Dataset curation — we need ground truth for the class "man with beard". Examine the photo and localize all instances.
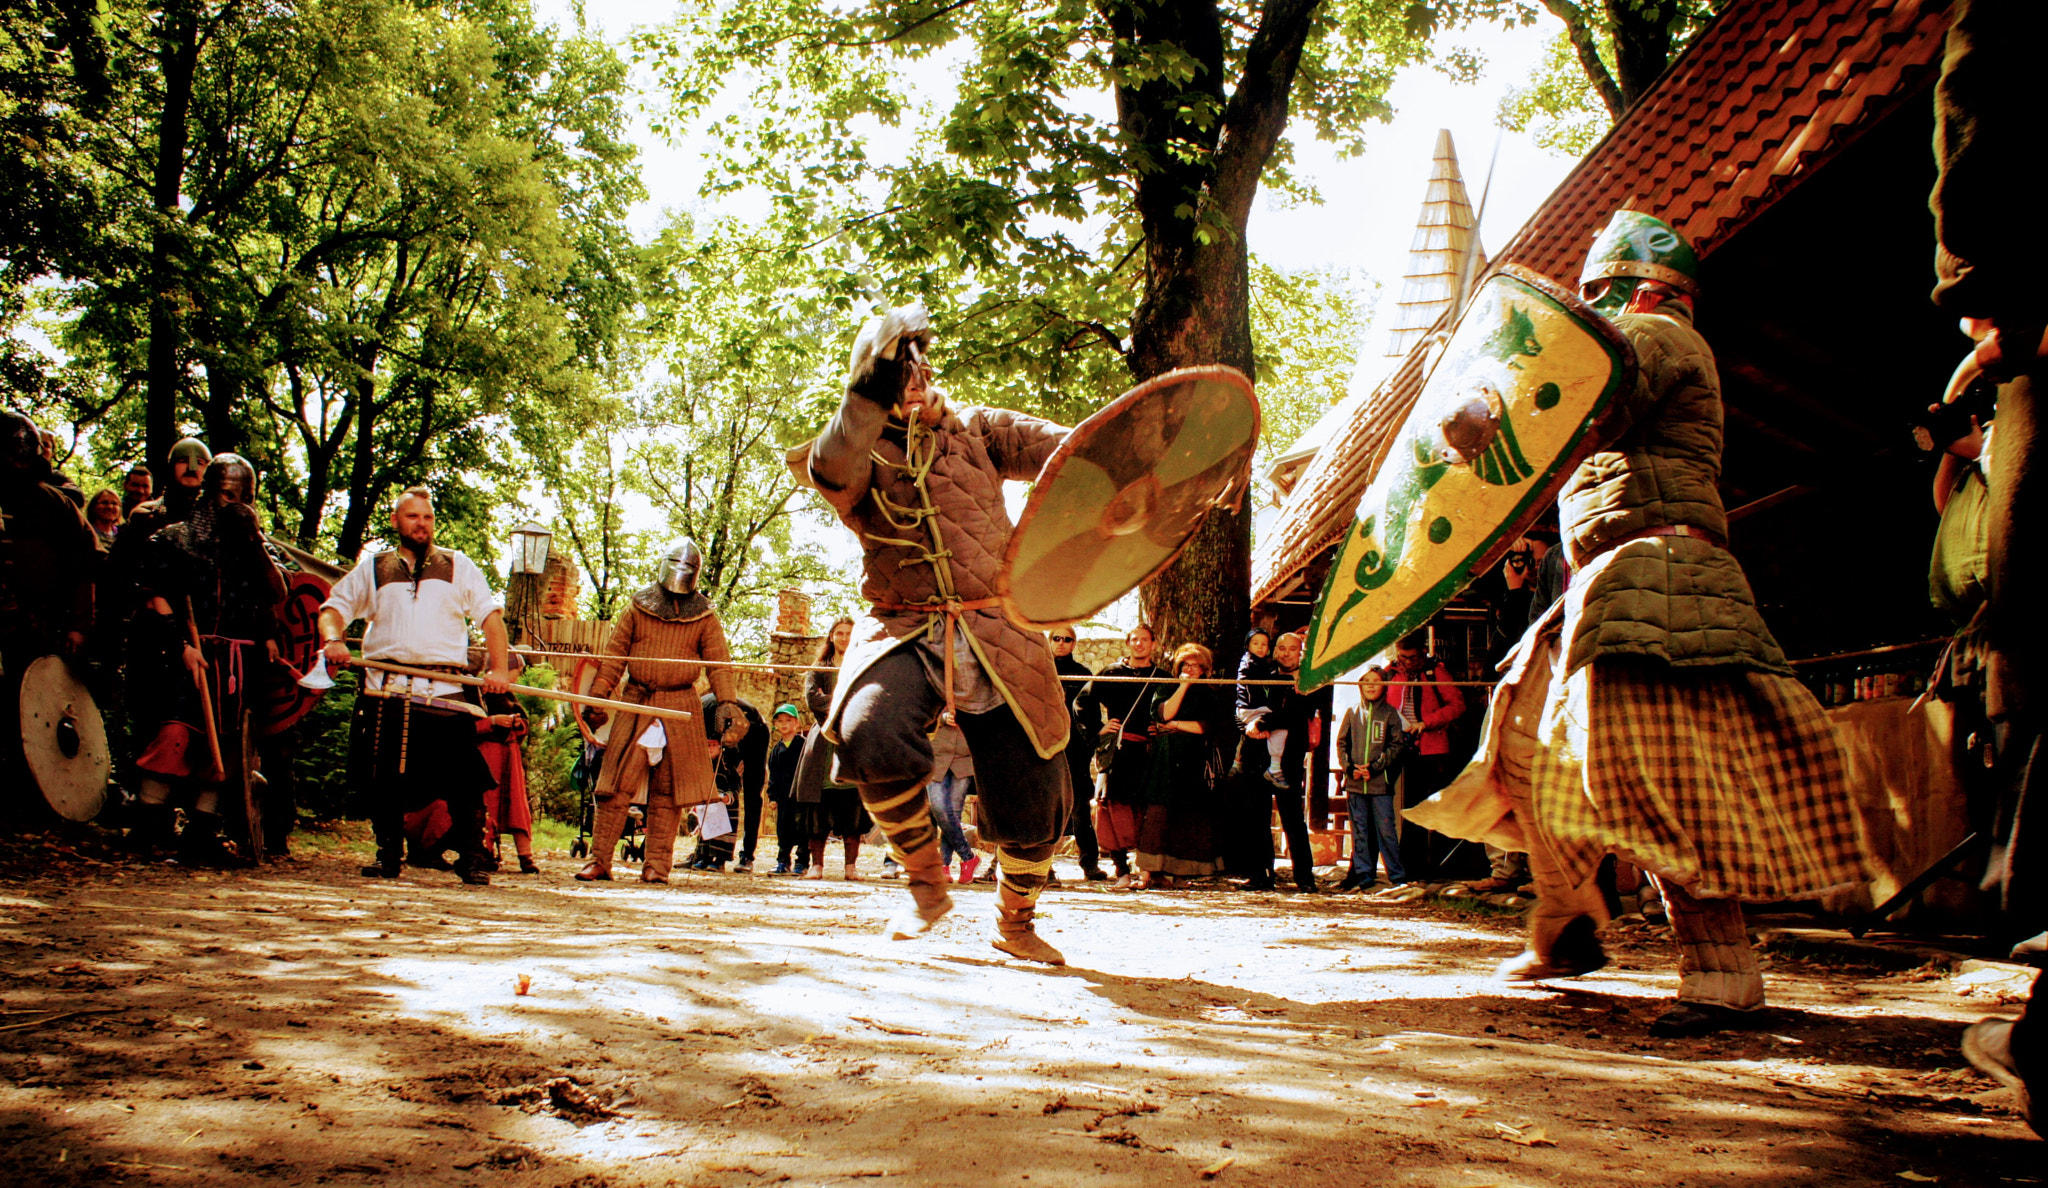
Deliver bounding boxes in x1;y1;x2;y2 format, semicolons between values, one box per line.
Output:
1049;624;1108;882
319;486;509;886
789;302;1074;963
576;539;743;884
128;453;288;860
1;410;97;796
1077;624;1167;886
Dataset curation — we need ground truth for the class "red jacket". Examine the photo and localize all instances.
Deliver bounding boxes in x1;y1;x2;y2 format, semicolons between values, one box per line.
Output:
1389;656;1464;757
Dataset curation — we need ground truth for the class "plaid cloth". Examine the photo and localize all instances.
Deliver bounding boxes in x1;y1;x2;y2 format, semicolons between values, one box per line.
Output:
1525;623;1866;902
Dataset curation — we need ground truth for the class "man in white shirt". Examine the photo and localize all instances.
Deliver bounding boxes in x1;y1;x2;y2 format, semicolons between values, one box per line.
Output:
318;486;510;884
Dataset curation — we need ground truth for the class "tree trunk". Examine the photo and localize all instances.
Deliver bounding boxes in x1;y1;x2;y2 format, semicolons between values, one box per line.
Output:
336;364;379;560
145;0;200;478
1118;0;1319;674
1607;0;1676;109
1131;241;1255;668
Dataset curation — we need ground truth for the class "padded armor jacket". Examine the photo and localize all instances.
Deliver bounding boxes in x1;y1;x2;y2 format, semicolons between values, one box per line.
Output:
1556;303;1790;675
790;393;1070;758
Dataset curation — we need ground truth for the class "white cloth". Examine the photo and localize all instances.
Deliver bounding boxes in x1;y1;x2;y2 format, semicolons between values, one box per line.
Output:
320;546;501;698
637;721;667;767
696;800;733;840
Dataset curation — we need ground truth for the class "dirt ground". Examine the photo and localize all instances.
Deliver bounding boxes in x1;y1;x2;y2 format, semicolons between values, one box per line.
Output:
1;828;2040;1188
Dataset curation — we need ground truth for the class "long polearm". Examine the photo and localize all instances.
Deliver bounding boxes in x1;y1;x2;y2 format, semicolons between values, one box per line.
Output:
350;658;694;722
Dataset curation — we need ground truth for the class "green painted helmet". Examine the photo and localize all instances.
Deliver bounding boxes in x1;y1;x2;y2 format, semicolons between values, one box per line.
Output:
1579;211;1700;314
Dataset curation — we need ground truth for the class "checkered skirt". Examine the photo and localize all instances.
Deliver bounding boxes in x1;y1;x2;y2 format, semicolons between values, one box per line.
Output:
1527;631;1866;901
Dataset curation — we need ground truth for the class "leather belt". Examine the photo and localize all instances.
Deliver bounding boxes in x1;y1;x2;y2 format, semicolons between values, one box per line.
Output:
871;597;1002;725
1578;523;1727;570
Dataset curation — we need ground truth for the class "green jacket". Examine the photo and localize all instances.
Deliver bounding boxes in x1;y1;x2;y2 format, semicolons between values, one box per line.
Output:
1556;303;1791;676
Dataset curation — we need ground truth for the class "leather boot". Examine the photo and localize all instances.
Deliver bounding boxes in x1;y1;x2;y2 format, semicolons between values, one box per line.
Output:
175;812;227;867
128;802;176;857
992;879;1065;966
1498;913;1607;981
887;843;955;940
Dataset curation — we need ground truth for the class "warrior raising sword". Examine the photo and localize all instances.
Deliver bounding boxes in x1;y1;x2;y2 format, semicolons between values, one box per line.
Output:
789;303;1075;964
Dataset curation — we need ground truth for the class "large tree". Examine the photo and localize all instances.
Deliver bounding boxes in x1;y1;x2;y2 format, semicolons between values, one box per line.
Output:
42;0;640;560
640;0;1474;660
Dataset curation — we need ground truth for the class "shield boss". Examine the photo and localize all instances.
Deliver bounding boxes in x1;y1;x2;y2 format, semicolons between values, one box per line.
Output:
999;365;1259;630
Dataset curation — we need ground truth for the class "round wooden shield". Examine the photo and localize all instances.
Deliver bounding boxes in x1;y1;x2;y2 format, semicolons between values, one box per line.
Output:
18;655;111;822
260;541;336;738
999;365;1259;630
1297;266;1637;691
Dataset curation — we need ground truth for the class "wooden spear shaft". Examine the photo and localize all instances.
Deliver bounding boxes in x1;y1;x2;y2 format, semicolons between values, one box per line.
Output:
350;658;694;722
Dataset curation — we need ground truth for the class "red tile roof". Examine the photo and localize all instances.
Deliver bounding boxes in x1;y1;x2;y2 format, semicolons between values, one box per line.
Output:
1250;0;1952;610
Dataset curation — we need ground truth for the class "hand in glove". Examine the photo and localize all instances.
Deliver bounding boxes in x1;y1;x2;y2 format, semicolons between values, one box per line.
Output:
846;304;932;405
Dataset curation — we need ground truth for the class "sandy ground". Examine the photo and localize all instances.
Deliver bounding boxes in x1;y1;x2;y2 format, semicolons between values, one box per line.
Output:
1;830;2041;1188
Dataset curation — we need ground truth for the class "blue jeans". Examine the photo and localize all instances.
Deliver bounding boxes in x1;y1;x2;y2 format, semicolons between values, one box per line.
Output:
931;771;975;865
1348;791;1406;883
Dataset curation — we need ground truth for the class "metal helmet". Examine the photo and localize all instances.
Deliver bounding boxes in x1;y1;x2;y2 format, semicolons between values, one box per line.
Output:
1579;210;1700;315
168;436;212;476
201;452;258;504
656;538;703;596
0;408;40;470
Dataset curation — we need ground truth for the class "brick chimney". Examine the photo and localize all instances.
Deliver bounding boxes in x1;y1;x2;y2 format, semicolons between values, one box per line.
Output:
774;588;813;636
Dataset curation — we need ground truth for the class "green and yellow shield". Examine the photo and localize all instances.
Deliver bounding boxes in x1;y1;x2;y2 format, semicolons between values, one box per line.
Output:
1298;267;1635;691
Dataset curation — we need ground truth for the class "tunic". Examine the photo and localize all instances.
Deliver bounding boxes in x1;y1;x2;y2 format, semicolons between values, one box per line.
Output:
588;591;736;809
791;396;1070;757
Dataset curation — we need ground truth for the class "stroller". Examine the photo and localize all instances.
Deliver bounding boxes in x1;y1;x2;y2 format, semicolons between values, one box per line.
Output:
567;738;644;863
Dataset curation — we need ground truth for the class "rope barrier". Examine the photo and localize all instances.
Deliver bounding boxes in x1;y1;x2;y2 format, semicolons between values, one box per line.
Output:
346;637;1502;688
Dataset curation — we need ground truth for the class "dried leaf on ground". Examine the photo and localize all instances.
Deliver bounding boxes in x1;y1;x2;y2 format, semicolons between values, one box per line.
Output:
1199;1154;1235;1178
1493;1122;1556;1147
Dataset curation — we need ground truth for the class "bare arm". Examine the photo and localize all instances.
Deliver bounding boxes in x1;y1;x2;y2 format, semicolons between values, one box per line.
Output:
479;609;509;695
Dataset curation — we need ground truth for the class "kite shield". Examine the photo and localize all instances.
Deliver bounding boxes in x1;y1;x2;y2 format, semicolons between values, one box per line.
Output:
1298;266;1636;691
998;365;1259;631
18;654;111;822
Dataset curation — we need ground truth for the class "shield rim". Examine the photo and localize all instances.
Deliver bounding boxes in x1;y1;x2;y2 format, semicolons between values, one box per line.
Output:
1297;265;1638;691
18;654;111;822
997;364;1260;632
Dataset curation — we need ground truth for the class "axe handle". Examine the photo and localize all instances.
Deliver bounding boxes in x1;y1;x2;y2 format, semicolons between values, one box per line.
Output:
353;658;694;723
183;598;228;783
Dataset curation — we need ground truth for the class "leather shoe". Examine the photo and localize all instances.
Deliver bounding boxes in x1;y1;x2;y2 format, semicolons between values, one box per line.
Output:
360;862;400;879
574;863;612;882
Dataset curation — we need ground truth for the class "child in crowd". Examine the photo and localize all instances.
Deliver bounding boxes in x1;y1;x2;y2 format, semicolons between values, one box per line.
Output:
765;704;810;875
1335;666;1410;892
1236;629;1289;787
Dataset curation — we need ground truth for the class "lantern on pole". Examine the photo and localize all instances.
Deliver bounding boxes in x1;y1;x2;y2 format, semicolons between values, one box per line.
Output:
509;522;553;576
506;521;554;645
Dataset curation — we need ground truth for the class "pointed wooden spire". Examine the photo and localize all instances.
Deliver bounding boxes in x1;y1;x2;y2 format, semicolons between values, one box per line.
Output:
1384;129;1484;361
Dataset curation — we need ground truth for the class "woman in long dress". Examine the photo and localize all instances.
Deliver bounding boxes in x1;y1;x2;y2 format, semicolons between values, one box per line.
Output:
1134;643;1228;889
792;618;871;879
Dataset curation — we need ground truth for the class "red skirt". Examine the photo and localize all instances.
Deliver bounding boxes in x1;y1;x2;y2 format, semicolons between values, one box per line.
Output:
1094;800;1141;851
